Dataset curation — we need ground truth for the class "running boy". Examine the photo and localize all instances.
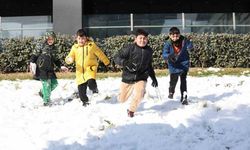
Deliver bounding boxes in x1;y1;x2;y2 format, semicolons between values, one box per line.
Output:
65;29;110;106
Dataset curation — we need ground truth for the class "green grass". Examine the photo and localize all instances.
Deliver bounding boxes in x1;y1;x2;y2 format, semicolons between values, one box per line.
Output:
0;68;249;81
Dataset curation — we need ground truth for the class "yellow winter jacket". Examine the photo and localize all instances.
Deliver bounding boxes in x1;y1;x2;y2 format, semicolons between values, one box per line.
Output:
65;41;110;85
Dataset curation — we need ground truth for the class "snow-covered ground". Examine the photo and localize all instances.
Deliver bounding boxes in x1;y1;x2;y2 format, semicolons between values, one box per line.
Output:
0;75;250;150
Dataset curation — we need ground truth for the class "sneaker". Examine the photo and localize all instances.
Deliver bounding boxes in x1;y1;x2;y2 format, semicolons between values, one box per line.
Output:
180;92;188;105
43;102;51;106
127;109;134;118
93;89;99;94
39;91;43;98
168;93;174;99
82;101;90;107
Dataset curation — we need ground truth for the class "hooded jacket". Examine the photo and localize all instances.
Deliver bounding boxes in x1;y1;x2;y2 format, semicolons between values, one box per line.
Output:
30;42;61;80
66;41;110;85
162;35;193;74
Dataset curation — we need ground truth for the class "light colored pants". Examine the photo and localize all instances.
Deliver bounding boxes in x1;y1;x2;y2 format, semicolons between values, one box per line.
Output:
118;80;146;112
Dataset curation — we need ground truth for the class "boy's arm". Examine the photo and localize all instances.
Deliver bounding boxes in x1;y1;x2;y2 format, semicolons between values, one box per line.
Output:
93;43;110;66
114;45;130;66
30;43;43;63
148;57;158;87
65;46;75;64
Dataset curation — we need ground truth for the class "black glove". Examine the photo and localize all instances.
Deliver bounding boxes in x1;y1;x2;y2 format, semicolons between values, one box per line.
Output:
151;78;158;87
168;54;177;63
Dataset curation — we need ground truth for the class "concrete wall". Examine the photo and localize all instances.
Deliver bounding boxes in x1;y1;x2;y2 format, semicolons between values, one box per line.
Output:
53;0;82;35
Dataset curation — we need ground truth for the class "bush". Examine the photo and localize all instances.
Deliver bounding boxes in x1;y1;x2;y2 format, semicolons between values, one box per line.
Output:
0;33;249;73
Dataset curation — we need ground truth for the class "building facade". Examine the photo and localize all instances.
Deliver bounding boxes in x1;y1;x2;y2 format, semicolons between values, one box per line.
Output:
0;0;250;38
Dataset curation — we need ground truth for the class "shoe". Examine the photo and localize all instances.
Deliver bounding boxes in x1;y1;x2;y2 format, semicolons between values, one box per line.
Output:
168;93;174;99
180;92;188;105
39;91;43;98
43;102;51;106
127;109;134;118
93;89;99;94
82;101;90;107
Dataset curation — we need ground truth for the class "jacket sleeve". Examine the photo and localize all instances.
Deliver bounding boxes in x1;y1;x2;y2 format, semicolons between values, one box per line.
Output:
186;39;194;52
148;57;157;81
93;43;110;66
65;45;76;64
30;43;43;63
162;42;171;61
114;44;131;66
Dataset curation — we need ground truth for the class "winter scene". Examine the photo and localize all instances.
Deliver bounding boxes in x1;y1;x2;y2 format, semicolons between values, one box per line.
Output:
0;68;250;150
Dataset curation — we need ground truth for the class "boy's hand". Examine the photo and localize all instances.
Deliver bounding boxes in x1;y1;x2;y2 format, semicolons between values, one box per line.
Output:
65;57;73;64
29;62;36;75
61;66;69;72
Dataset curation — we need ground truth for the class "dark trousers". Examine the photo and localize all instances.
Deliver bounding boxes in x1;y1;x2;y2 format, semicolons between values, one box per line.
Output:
169;71;187;96
78;79;98;103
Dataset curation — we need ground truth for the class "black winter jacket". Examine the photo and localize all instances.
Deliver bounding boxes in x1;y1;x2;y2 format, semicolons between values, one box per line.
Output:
114;43;157;83
30;42;61;80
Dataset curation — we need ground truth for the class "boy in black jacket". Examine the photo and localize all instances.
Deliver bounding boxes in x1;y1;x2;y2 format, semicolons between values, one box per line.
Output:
30;31;66;106
114;29;158;117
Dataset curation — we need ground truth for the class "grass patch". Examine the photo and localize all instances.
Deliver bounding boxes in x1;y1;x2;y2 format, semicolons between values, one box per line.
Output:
0;68;249;81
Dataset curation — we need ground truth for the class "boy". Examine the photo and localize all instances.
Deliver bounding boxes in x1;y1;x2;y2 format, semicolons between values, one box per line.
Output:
162;27;193;105
30;31;65;106
114;29;158;117
65;29;110;106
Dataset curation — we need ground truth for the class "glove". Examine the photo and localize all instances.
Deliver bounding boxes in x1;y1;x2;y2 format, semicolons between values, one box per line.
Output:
30;62;36;75
168;54;177;63
151;78;158;87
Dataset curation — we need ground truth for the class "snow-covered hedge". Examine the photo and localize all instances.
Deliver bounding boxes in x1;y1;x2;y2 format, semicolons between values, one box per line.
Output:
0;33;249;73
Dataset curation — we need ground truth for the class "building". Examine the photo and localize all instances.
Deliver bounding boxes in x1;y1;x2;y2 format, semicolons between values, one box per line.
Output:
0;0;249;38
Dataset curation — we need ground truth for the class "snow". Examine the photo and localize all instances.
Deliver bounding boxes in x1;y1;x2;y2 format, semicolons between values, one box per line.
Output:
0;75;250;150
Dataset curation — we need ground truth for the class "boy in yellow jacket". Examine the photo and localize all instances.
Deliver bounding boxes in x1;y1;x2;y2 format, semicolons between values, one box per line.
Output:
65;29;110;106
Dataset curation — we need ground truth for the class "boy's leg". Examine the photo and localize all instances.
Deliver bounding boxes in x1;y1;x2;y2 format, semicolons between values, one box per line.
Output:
118;82;134;103
169;73;179;97
87;79;98;93
180;71;187;94
41;79;52;104
129;80;146;112
50;79;58;91
78;82;89;104
180;71;188;105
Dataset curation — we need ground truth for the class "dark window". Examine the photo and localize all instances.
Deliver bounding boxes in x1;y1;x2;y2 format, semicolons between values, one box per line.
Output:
0;0;52;16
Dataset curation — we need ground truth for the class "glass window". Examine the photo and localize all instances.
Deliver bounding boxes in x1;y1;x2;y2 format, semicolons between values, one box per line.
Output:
186;26;234;33
235;13;250;25
83;14;130;27
134;13;182;26
1;16;52;38
87;28;131;39
185;13;233;25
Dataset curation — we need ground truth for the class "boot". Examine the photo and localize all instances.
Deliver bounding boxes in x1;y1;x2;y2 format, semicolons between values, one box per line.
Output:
180;92;188;105
168;93;174;99
127;109;134;118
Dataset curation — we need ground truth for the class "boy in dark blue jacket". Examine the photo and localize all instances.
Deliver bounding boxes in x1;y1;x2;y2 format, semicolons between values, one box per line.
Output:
162;27;193;105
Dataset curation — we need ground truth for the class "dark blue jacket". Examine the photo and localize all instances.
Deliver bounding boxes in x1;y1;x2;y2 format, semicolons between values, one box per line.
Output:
162;35;193;74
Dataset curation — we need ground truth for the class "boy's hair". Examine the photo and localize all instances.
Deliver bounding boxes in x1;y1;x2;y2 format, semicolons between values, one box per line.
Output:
169;27;180;35
135;29;149;37
76;29;87;37
44;31;56;40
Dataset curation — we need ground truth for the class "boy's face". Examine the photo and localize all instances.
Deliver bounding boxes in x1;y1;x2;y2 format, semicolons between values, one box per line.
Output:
76;36;87;46
135;34;148;47
47;36;55;45
169;33;180;42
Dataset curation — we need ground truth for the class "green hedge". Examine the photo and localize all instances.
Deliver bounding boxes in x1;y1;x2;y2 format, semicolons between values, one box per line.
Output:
0;33;249;73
